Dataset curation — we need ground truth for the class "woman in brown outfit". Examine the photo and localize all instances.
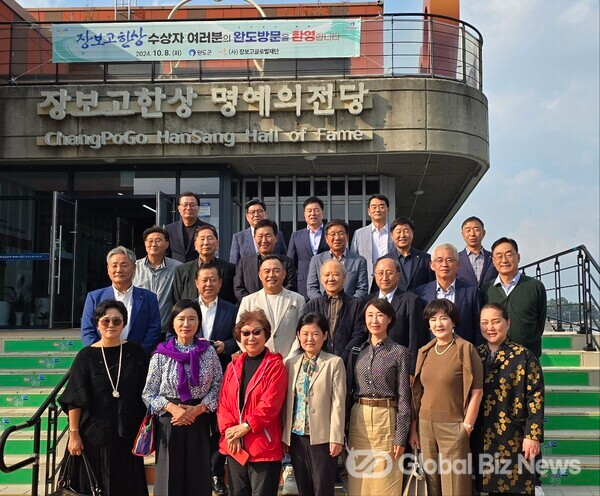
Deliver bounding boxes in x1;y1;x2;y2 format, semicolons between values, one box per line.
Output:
410;299;483;496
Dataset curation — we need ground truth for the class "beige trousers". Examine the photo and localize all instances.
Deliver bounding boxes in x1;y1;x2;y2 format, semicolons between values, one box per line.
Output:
419;418;472;496
347;403;403;496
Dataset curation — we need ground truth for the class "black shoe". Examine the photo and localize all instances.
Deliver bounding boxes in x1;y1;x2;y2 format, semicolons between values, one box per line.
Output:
212;476;229;495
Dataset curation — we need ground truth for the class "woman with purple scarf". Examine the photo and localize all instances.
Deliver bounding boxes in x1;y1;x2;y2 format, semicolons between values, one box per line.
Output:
142;299;223;496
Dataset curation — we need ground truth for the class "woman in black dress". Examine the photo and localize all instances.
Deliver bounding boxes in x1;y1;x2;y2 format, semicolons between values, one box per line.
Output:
59;299;149;496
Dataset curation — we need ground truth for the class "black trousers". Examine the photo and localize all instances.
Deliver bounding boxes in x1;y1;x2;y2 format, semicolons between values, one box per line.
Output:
227;456;281;496
209;411;227;478
289;434;337;496
155;411;211;496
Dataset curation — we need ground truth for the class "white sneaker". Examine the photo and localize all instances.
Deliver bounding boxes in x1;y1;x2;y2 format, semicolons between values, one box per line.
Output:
281;465;299;495
535;486;545;496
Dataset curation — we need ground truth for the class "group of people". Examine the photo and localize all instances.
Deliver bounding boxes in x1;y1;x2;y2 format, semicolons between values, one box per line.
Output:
59;192;547;496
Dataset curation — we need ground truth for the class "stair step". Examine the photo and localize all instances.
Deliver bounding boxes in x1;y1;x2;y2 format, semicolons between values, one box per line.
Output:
543;430;600;456
542;332;591;350
0;389;57;408
2;339;83;354
545;386;600;408
544;408;600;430
0;356;75;370
0;372;68;388
543;367;600;386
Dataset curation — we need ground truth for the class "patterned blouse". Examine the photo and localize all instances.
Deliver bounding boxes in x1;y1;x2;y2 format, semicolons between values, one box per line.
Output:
348;338;412;446
142;340;223;415
291;354;318;435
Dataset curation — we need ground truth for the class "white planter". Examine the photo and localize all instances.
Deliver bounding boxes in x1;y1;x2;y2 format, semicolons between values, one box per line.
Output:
0;301;10;325
15;312;24;326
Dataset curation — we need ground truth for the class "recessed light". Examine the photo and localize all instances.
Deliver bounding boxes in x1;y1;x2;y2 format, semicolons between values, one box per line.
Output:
413;190;424;196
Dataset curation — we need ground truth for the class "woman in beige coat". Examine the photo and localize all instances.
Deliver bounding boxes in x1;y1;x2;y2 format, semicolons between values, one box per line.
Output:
282;312;346;496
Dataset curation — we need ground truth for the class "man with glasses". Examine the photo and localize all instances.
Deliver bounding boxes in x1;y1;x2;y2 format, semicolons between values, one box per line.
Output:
171;225;236;304
457;216;498;288
414;243;481;345
81;246;161;355
482;237;547;358
234;219;297;302
165;192;213;263
306;219;368;299
229;198;287;266
133;226;181;334
350;194;395;292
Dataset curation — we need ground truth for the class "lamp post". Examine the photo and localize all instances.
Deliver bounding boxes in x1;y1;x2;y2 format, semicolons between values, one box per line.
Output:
166;0;266;75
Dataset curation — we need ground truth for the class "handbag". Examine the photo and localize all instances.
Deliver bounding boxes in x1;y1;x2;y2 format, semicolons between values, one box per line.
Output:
132;408;155;456
403;447;428;496
51;451;101;496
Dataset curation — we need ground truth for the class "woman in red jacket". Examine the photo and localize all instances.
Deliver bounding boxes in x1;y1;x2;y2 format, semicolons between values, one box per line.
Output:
217;308;288;496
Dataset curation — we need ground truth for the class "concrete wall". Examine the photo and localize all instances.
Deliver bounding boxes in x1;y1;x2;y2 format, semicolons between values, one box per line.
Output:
0;77;488;167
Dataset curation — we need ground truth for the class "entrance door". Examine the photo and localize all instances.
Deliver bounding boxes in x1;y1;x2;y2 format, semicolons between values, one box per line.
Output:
49;192;77;328
156;191;175;227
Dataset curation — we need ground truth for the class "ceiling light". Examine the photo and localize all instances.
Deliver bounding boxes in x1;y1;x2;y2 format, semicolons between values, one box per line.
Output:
413;190;424;196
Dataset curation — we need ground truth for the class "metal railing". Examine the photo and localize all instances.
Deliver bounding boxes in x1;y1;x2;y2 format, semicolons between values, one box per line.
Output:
0;371;70;496
520;245;600;351
0;12;483;88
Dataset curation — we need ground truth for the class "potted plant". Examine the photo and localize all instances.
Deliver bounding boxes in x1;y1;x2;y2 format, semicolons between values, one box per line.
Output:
5;275;32;326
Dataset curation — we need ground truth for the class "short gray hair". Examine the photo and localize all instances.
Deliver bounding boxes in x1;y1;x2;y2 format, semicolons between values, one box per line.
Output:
321;259;346;275
432;243;458;260
106;246;136;265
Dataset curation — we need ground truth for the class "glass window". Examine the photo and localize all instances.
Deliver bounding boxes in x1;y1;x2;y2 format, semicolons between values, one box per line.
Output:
315;180;328;197
297;180;311;196
279;204;293;242
180;173;219;195
366;179;380;195
331;179;345;196
74;171;134;195
245;180;258;200
262;180;276;198
0;172;68;195
331;203;345;220
348;179;363;200
279;180;293;197
349;203;364;234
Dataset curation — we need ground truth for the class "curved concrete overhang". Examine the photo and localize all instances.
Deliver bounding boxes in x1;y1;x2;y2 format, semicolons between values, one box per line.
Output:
0;76;488;248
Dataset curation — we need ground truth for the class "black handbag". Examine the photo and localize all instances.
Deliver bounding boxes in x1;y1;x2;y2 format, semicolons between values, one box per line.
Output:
51;451;102;496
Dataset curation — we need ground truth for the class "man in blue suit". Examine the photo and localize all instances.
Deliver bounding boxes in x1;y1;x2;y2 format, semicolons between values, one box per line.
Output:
194;262;238;495
456;216;498;288
384;216;435;292
414;243;482;345
229;198;287;265
287;196;328;298
306;219;369;299
81;246;162;355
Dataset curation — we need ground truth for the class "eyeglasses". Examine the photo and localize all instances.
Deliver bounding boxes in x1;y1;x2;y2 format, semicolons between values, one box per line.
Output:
493;252;516;261
432;258;457;265
145;238;165;245
98;317;123;327
327;231;347;238
241;328;264;337
375;270;397;277
179;202;198;208
247;208;265;217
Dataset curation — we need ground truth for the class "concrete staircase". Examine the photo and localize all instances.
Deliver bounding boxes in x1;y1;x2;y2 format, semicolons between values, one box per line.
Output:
0;330;598;495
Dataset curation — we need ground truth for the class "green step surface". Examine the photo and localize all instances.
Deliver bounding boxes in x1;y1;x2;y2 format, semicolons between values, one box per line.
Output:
544;370;591;386
0;467;33;484
542;439;600;456
541;353;582;367
0;373;66;388
544;414;600;430
545;390;600;408
0;356;74;370
1;438;49;455
541;468;600;487
3;339;82;353
0;393;54;408
542;335;573;349
0;416;68;432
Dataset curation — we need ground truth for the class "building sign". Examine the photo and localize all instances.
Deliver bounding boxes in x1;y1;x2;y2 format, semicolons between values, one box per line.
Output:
37;83;371;120
52;19;361;63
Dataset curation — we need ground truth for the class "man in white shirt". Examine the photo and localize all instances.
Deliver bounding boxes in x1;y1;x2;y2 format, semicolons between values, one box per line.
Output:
350;194;394;291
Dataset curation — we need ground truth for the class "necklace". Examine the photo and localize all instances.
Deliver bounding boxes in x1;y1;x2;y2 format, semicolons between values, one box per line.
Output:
100;341;123;398
434;336;455;356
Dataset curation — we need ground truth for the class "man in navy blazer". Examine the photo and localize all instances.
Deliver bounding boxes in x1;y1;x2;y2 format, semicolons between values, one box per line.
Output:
81;246;161;355
306;219;368;299
193;262;238;495
234;219;297;302
414;243;482;345
229;198;287;265
456;216;498;288
164;192;212;263
384;216;435;292
287;196;328;298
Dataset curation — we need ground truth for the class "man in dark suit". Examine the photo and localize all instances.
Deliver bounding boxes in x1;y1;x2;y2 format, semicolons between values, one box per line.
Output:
384;216;435;292
306;259;366;363
363;257;425;374
414;243;481;345
287;196;328;299
456;216;498;288
81;246;161;355
194;262;238;496
306;219;369;299
164;192;212;263
234;219;297;302
171;225;236;304
229;198;287;265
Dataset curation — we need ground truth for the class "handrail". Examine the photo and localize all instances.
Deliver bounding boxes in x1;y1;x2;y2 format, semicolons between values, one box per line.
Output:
519;244;599;352
0;371;70;496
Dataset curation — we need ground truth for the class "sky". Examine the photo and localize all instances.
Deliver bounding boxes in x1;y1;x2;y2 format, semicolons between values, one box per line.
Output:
16;0;600;265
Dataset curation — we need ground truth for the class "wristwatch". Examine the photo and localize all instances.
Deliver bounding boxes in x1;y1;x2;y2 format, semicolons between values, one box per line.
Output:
463;422;474;433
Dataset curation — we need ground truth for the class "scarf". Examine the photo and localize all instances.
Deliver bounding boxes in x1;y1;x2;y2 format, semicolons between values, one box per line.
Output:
154;337;211;403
